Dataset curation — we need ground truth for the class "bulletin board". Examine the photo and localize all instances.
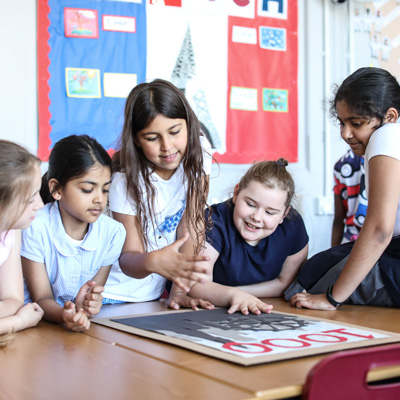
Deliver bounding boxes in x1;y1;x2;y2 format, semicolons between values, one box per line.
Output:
93;308;400;366
37;0;298;164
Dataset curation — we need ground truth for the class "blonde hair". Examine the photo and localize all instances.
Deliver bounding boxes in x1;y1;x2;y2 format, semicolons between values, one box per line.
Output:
0;140;41;232
237;158;295;209
0;332;16;348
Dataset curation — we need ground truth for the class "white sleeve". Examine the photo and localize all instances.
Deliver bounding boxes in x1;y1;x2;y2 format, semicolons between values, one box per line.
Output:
200;135;212;175
108;172;137;215
367;123;400;163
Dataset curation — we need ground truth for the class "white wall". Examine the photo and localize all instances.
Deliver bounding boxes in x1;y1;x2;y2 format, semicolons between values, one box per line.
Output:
0;0;38;154
0;0;356;256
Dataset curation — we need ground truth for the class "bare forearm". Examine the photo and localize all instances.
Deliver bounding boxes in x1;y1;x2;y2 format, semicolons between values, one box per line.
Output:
0;315;25;334
119;251;156;279
0;298;23;319
331;219;345;247
189;282;235;307
37;298;66;324
238;279;287;298
332;230;391;302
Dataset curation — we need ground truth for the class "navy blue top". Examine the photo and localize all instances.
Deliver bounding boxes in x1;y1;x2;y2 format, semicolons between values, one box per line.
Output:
206;200;309;286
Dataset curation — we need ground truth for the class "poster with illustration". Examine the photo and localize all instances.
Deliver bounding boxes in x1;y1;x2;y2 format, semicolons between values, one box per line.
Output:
37;0;298;163
93;308;400;366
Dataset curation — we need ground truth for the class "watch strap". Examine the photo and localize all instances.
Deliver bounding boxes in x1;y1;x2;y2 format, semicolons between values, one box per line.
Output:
326;285;344;308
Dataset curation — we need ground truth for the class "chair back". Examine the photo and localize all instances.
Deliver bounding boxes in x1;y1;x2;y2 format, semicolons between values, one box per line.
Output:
302;344;400;400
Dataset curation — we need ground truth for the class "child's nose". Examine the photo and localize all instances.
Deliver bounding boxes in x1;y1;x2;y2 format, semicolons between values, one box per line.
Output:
161;137;172;151
35;196;44;210
94;191;105;204
341;125;353;141
251;209;262;221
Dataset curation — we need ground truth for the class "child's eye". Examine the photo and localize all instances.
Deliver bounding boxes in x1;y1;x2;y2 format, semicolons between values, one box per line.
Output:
103;189;109;194
81;189;92;194
146;136;158;142
246;201;255;208
170;130;180;135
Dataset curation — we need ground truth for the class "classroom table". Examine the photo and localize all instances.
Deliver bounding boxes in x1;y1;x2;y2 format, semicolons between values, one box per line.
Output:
1;298;400;400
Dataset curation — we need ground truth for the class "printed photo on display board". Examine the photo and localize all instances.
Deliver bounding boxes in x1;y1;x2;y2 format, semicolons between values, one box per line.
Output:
37;0;298;163
93;308;400;366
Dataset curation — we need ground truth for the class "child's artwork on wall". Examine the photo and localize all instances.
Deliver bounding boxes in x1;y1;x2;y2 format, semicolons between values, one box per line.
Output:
65;68;101;98
64;8;99;38
353;0;400;80
93;308;400;366
37;0;298;164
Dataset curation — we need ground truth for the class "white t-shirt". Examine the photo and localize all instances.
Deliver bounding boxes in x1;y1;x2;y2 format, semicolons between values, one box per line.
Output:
103;136;212;302
364;123;400;235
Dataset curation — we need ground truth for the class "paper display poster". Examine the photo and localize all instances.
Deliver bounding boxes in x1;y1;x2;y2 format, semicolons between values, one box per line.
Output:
38;0;298;163
94;308;400;366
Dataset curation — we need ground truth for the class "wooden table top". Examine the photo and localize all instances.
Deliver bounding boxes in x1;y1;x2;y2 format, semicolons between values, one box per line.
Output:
1;298;399;400
88;298;400;400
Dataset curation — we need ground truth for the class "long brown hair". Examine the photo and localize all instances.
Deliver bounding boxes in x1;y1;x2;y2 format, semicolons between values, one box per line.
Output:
113;79;209;253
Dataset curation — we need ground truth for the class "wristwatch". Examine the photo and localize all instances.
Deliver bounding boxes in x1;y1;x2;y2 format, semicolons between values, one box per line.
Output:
326;285;344;308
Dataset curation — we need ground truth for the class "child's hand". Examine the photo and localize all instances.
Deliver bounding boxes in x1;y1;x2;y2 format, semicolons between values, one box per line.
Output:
15;302;44;330
227;290;273;315
151;234;211;292
62;301;90;332
74;280;104;317
290;292;337;310
168;292;215;311
83;284;104;317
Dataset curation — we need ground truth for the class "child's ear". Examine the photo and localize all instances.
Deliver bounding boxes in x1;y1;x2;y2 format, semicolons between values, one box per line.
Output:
48;178;62;201
232;184;240;204
280;206;291;224
385;107;399;123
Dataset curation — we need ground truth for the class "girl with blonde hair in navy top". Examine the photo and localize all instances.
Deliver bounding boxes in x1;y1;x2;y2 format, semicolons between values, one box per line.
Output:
186;159;309;314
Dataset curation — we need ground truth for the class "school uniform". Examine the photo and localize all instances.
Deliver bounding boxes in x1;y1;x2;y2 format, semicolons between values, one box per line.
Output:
21;202;126;306
206;200;309;286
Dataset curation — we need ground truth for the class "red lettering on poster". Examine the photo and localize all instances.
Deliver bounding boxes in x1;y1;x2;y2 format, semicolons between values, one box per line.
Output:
222;328;376;354
223;342;272;353
322;328;375;339
298;334;347;343
261;338;311;348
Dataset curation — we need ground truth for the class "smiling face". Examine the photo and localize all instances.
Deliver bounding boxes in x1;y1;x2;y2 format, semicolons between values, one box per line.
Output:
135;114;188;180
51;163;111;239
232;180;289;246
336;100;381;156
13;164;44;230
